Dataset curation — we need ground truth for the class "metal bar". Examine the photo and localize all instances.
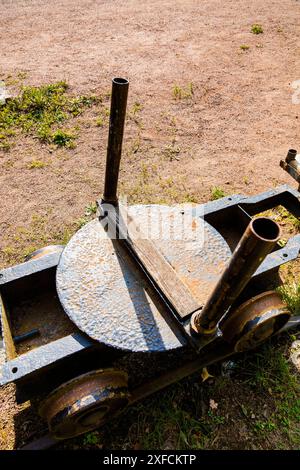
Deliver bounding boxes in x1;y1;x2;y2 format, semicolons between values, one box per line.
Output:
0;251;62;286
102;77;129;205
278;315;300;334
191;217;281;335
238;184;300;218
130;340;233;405
19;433;57;450
0;294;16;360
0;333;94;386
13;328;40;344
255;234;300;276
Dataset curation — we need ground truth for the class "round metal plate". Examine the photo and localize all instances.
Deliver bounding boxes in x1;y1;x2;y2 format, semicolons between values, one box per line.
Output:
56;205;231;352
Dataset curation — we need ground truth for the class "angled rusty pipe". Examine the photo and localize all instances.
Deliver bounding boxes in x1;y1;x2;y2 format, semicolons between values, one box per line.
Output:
102;77;129;205
190;217;281;336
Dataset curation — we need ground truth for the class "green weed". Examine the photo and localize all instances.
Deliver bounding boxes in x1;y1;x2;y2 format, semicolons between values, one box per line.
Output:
251;24;264;34
172;83;194;100
211;186;226;200
28;160;47;169
52;129;76;147
277;282;300;316
0;81;99;150
85;203;97;216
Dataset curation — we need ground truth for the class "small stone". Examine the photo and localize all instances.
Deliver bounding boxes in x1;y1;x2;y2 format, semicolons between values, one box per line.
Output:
209;399;218;410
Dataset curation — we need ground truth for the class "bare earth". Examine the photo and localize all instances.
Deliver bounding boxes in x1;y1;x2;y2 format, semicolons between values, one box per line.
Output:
0;0;299;450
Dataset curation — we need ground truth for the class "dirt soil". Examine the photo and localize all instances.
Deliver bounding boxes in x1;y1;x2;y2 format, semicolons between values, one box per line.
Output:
0;0;300;450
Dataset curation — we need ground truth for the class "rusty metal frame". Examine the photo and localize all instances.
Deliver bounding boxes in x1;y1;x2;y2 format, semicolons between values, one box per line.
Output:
1;184;300;404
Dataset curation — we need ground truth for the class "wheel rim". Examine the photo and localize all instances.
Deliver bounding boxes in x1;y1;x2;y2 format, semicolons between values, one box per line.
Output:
39;368;129;439
221;291;290;352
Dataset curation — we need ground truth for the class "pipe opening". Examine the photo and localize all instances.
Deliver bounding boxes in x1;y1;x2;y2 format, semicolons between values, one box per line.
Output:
288;149;297;156
112;77;129;85
251;217;280;241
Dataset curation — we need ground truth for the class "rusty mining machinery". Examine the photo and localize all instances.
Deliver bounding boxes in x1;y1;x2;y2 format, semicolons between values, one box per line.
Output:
0;78;300;448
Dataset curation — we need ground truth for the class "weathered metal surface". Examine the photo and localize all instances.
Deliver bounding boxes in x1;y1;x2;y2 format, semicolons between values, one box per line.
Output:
100;202;202;320
102;78;129;205
279;315;300;334
56;205;232;352
39;368;129;439
191;217;281;335
0;251;62;286
24;245;64;262
255;234;300;275
0;333;94;386
221;291;290;352
1;185;300;405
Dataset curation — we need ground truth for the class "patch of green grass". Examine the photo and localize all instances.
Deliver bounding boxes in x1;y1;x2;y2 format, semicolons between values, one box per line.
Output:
85;202;97;216
210;186;226;200
236;341;300;445
278;207;300;230
251;24;264;35
278;238;287;248
83;431;101;446
240;45;250;51
126;384;207;450
76;217;88;229
17;71;28;80
0;81;100;150
96;116;104;127
238;342;298;395
0;138;12;151
254;420;276;433
172;83;194;100
52;129;76;147
131;101;143;115
182;193;198;203
0;204;100;267
27;159;47;169
257;205;300;233
277;282;300;316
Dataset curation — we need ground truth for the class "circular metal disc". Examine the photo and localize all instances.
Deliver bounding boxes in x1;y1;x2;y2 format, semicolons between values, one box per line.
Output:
56;205;231;352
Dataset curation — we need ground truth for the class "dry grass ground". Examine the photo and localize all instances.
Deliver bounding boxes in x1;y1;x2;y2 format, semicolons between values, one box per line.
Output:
0;0;299;450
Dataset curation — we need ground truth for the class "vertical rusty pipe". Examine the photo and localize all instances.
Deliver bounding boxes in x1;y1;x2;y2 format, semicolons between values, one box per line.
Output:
102;77;129;205
191;217;281;335
286;148;297;163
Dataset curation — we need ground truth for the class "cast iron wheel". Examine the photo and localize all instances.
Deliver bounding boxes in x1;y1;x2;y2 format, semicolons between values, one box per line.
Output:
25;245;64;262
221;291;290;352
39;368;130;440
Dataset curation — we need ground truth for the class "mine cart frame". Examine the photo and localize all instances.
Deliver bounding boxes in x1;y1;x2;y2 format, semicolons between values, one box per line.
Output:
1;184;300;403
1;77;300;448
